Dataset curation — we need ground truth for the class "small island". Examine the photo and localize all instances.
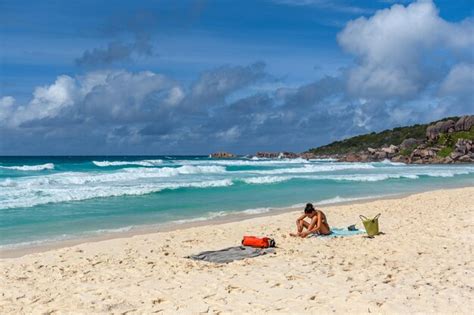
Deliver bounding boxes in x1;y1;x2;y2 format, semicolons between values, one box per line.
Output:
210;152;236;158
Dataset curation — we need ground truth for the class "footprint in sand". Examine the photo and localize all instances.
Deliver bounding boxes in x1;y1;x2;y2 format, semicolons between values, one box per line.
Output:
225;285;240;293
152;297;167;305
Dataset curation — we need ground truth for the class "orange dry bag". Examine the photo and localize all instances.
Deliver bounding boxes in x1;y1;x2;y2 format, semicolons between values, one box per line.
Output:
242;236;276;248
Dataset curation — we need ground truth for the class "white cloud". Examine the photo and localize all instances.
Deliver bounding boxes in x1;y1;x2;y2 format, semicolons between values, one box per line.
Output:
78;70;172;121
0;96;15;122
165;86;185;106
2;70;180;127
216;126;241;141
0;63;268;153
439;63;474;96
11;75;77;126
189;62;266;108
0;96;15;107
338;0;474;98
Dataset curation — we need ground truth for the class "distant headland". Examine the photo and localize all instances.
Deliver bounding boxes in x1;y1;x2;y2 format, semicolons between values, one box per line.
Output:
211;115;474;164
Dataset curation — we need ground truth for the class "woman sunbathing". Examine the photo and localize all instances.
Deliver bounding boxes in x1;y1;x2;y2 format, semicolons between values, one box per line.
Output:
290;203;331;237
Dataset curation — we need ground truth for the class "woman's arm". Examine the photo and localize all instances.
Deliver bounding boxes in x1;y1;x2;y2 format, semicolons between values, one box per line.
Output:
301;212;322;237
296;213;307;223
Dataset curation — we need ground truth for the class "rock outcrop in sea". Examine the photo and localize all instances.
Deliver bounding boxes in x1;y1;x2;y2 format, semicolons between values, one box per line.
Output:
210;152;236;158
253;152;302;159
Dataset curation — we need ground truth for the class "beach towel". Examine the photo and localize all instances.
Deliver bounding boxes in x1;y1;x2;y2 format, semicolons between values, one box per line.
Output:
309;227;364;238
188;246;275;263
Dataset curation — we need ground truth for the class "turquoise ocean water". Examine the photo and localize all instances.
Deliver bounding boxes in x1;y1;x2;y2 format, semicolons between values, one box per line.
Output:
1;156;473;249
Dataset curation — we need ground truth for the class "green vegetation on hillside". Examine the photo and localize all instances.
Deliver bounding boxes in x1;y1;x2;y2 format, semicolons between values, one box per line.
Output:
437;147;453;158
437;127;474;146
436;127;474;158
308;117;460;155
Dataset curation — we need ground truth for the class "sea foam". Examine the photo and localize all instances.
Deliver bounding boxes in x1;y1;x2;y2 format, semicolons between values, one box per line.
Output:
174;158;311;166
2;165;227;187
0;163;55;171
239;169;472;185
93;160;163;167
1;158;473;211
238;163;376;175
0;179;233;210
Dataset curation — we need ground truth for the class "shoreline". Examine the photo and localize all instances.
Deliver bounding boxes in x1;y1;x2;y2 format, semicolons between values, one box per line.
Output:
1;184;470;259
1;186;473;313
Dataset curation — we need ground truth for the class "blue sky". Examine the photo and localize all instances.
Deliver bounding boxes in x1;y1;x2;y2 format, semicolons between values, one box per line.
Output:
0;0;473;155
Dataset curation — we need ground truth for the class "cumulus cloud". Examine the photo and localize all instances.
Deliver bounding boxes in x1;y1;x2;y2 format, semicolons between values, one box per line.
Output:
440;63;474;96
0;96;15;107
0;96;15;121
3;71;179;129
0;63;273;154
12;76;78;127
438;62;474;114
189;62;266;106
165;86;185;106
338;0;474;98
216;126;241;141
2;1;473;155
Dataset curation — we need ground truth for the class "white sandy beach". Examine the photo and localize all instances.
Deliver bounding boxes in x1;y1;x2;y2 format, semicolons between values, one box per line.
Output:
1;187;473;314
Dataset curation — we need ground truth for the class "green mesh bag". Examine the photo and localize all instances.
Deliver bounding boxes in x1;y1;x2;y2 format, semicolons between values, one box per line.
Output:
359;213;381;237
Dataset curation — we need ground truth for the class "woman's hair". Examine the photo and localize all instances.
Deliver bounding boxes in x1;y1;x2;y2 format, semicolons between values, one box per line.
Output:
304;203;315;214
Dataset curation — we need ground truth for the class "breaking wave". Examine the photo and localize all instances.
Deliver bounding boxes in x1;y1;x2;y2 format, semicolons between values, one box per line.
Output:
238;163;376;175
378;159;406;166
1;157;473;211
93;160;163;167
0;163;55;171
2;165;226;187
175;157;311;166
0;179;233;210
241;169;473;185
242;176;292;184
